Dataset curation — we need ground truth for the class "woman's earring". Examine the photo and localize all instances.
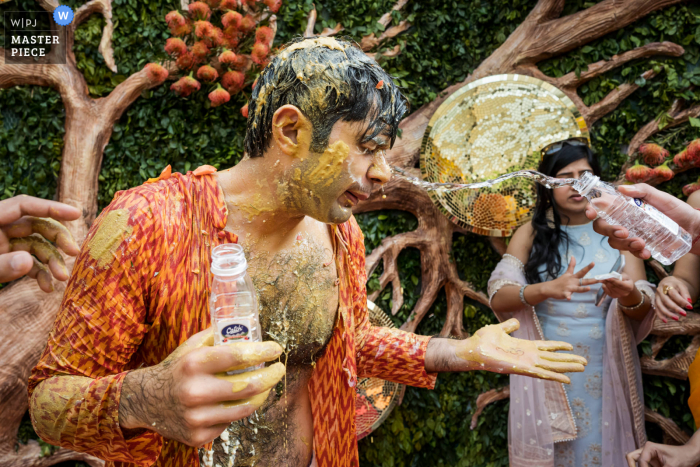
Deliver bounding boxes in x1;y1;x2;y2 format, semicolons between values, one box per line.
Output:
546;207;555;228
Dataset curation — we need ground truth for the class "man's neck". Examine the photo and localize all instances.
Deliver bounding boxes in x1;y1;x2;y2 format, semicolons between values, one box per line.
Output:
216;155;306;241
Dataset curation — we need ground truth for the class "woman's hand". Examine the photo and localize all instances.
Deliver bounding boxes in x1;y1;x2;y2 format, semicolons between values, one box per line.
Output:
541;257;599;301
655;276;693;323
600;273;635;299
627;441;700;467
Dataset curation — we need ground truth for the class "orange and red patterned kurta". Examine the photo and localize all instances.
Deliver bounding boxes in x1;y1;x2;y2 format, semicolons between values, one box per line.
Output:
29;170;436;467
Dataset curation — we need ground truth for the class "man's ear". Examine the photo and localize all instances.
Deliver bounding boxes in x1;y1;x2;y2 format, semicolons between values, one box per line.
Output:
271;105;312;158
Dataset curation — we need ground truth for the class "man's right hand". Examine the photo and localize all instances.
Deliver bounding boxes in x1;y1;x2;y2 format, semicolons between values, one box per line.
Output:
119;327;285;447
586;183;700;258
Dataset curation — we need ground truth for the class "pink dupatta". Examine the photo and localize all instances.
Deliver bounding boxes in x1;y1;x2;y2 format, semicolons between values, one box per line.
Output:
487;254;655;467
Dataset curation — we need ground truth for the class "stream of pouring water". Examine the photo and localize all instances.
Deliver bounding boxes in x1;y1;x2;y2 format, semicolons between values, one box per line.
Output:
391;167;577;192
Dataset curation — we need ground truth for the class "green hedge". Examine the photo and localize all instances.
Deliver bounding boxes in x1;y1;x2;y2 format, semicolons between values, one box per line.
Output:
1;1;700;465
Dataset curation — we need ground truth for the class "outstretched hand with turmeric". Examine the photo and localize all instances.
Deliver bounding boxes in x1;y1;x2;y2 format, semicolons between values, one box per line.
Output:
426;319;587;384
0;195;81;292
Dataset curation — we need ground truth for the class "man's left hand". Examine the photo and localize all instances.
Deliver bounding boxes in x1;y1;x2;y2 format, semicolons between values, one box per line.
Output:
436;318;587;384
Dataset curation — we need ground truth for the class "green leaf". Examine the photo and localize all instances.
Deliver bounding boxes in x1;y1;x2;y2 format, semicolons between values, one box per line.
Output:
690;117;700;128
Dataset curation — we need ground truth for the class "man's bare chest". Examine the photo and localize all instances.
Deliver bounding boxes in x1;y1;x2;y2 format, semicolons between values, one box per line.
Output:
246;234;338;366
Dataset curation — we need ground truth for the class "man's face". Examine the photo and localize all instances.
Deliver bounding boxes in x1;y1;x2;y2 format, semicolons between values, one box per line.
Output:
282;119;392;224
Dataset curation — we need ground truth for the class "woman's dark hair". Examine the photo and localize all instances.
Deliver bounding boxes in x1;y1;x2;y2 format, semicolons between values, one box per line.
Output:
524;142;602;284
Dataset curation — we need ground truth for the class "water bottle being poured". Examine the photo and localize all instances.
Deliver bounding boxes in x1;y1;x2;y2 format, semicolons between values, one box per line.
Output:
392;167;691;265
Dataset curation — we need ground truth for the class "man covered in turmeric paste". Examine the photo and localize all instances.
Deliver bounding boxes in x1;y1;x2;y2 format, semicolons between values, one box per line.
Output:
29;37;587;467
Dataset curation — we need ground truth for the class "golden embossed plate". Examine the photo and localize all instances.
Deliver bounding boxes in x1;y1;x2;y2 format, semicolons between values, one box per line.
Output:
420;74;589;237
355;300;403;440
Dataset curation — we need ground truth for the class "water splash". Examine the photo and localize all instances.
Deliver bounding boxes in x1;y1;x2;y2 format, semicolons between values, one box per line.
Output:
391;167;576;192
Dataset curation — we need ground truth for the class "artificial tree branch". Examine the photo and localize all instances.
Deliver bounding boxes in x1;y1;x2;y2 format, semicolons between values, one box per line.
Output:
519;0;688;65
37;0;59;12
72;0;117;73
648;259;669;280
304;6;317;37
586;69;657;125
526;0;565;24
102;69;163;123
359;21;410;52
377;0;408;28
649;312;700;337
640;334;700;380
470;386;510;430
0;56;62;89
319;23;344;37
649;335;671;359
645;407;691;445
555;42;684;89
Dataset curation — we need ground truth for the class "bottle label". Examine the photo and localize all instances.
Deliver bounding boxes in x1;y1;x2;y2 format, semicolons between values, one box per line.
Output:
630;198;679;235
217;318;252;343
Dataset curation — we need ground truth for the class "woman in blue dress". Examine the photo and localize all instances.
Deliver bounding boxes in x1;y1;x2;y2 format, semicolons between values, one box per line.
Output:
488;140;656;467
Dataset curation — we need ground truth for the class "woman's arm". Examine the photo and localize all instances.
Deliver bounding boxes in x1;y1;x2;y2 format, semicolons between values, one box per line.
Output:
654;190;700;322
490;222;597;313
611;251;652;321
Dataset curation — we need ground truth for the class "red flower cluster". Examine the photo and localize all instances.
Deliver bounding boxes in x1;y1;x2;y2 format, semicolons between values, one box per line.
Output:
188;2;211;20
222;70;245;92
255;26;274;45
652;161;674;182
241;102;249;118
144;63;169;83
165;38;187;57
209;85;231;107
171;76;201;97
683;180;700;197
638;143;669;167
625;163;653;183
251;42;270;65
673;139;700;170
164;0;281;106
222;11;242;29
264;0;282;13
197;65;219;82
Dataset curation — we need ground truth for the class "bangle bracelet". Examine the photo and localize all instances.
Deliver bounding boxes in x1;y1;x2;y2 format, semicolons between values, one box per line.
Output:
618;290;645;311
519;285;533;307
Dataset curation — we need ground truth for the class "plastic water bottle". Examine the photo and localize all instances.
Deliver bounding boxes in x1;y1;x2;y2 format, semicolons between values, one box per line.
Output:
210;243;262;373
574;172;692;265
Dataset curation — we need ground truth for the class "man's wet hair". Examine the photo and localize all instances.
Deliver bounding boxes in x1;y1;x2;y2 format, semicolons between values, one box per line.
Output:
244;37;408;158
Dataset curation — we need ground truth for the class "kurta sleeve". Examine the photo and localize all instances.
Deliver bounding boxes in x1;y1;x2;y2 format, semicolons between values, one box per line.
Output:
346;218;437;389
28;184;165;466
